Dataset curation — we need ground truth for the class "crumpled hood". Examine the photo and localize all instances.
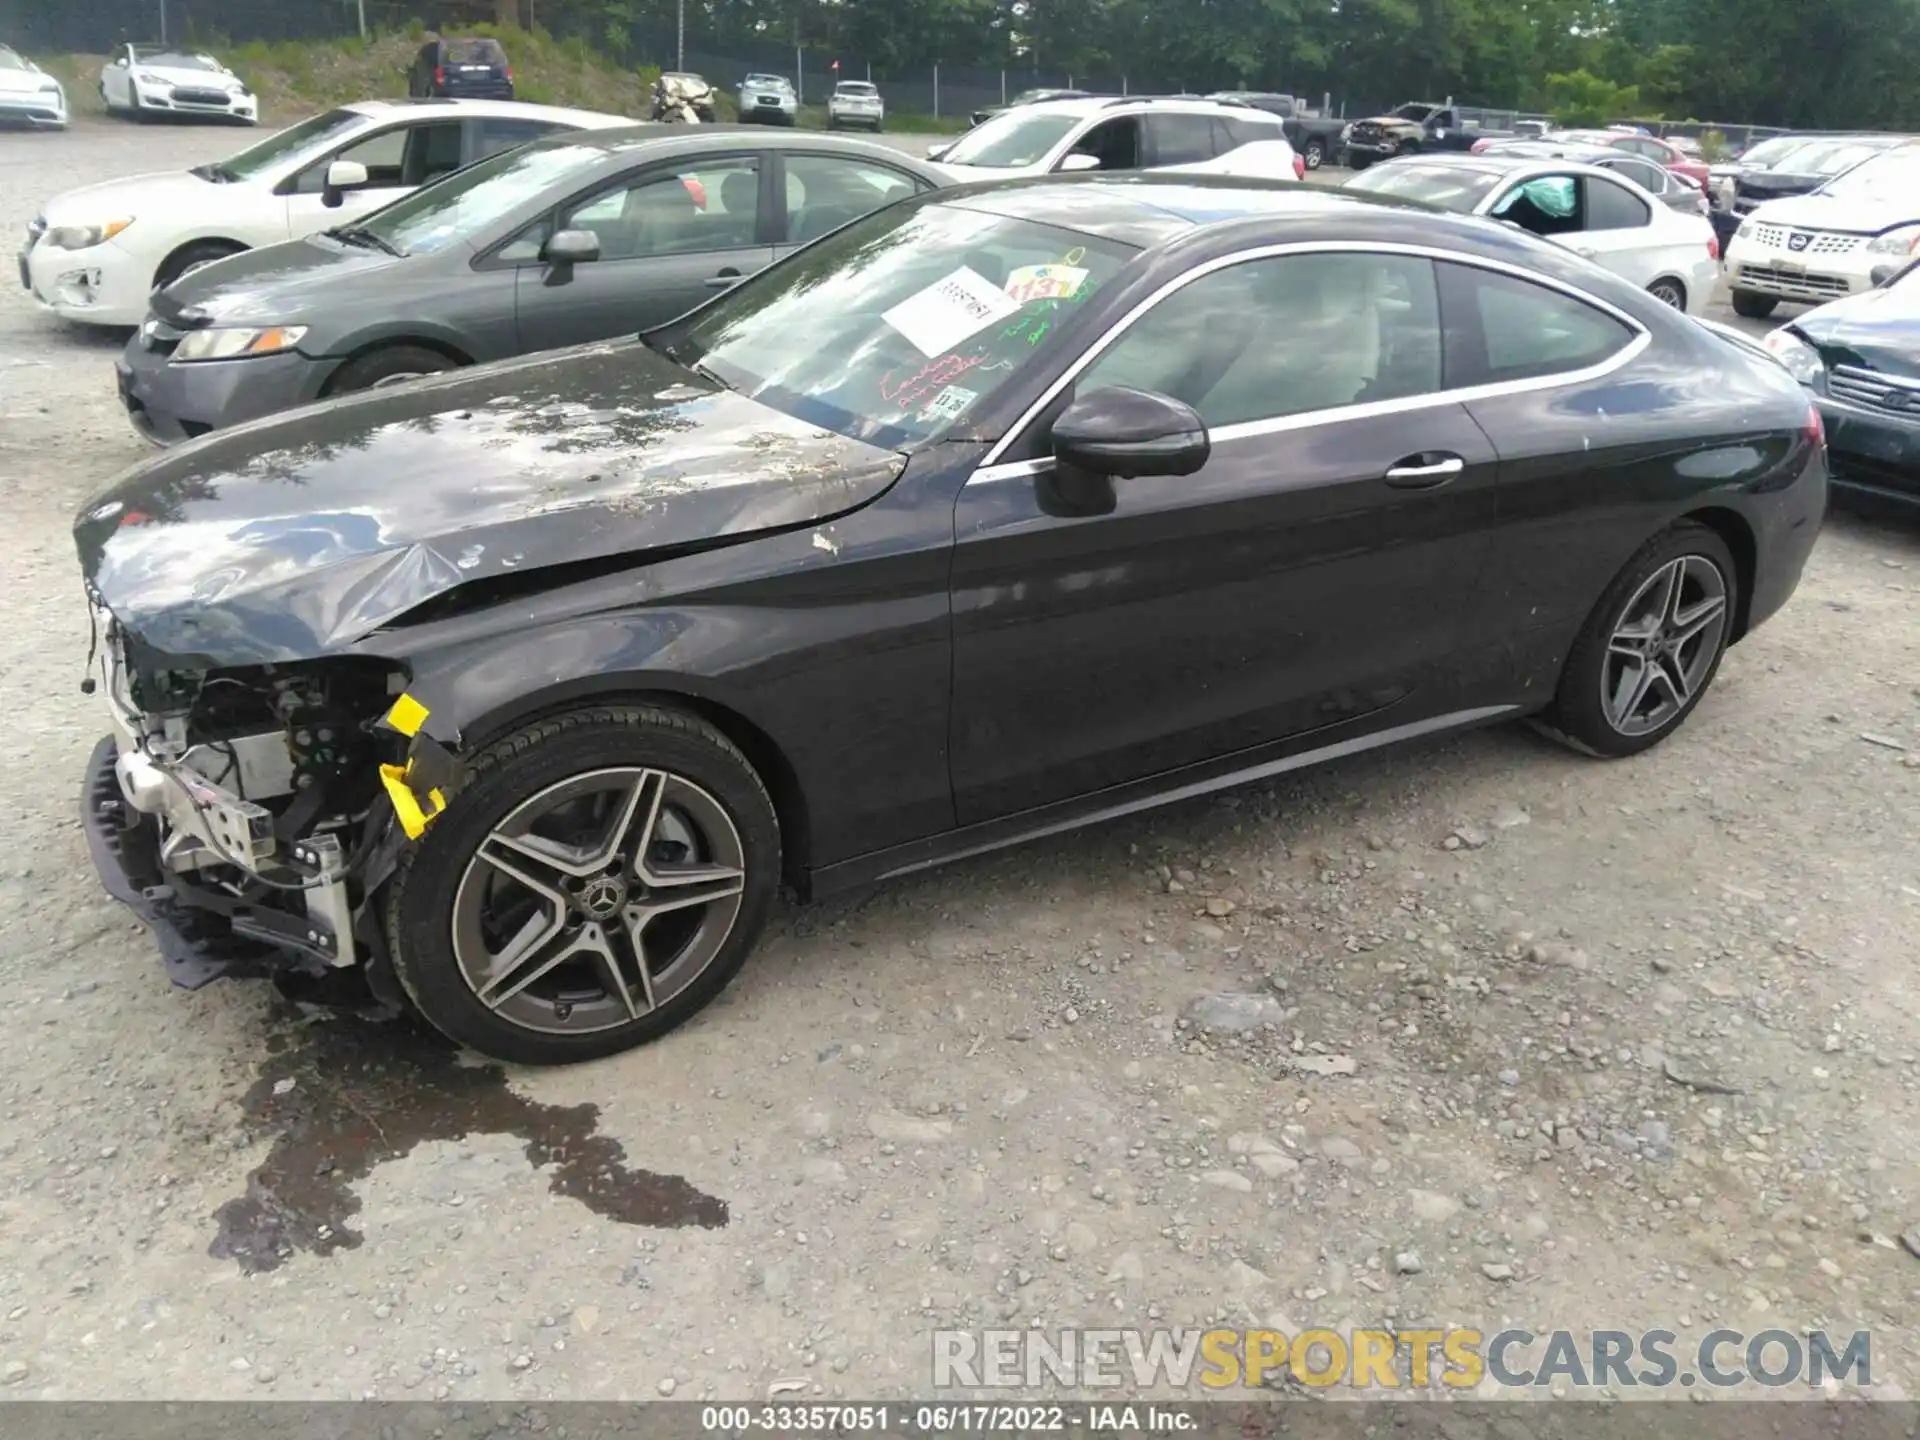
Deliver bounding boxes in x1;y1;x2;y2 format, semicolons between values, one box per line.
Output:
1746;191;1908;234
44;170;212;225
1793;281;1920;374
75;339;906;667
154;234;404;326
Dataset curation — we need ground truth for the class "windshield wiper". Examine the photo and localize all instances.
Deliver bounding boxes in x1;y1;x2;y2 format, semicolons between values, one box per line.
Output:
689;360;732;391
190;163;236;183
327;226;403;257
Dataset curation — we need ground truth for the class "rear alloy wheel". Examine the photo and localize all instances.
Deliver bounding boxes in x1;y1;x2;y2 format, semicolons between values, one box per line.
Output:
1536;522;1737;759
1646;278;1687;310
387;705;781;1065
1303;138;1326;170
1730;289;1778;320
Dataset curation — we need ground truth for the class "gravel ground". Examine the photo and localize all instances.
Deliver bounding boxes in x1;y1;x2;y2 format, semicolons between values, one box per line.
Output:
2;115;1918;1403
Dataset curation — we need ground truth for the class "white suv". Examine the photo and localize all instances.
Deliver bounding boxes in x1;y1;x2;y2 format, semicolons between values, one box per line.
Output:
929;96;1304;184
827;81;884;132
1724;141;1920;318
20;98;632;327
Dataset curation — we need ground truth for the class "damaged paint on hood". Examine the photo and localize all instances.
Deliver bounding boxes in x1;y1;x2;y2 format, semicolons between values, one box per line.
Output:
74;338;907;667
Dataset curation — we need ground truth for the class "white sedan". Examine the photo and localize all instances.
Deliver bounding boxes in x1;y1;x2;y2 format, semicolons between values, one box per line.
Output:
100;44;258;124
1345;153;1721;314
0;45;67;129
929;96;1304;183
20;99;632;327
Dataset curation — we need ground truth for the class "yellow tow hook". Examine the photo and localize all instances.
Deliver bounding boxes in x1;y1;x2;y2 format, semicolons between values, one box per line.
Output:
377;692;453;839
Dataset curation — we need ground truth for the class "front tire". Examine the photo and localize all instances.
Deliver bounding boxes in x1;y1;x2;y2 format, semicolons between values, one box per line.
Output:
326;344;457;394
386;705;782;1065
151;240;244;293
1646;277;1687;310
1730;289;1778;319
1536;521;1737;759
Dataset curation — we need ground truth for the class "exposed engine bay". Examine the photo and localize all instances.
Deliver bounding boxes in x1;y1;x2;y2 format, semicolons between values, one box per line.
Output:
85;599;427;992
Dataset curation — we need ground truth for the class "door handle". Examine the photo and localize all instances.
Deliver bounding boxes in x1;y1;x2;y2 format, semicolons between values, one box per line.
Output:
1383;454;1465;488
704;268;743;289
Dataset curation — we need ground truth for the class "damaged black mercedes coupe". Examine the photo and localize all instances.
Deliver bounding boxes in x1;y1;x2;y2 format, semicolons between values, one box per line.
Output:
75;175;1828;1065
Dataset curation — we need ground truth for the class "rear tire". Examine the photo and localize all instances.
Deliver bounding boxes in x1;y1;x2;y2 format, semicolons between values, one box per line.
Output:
1535;521;1738;759
1303;137;1326;170
1730;289;1778;319
386;704;782;1066
326;344;458;395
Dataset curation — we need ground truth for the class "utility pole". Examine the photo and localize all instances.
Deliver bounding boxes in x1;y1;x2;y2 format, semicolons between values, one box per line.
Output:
356;0;367;40
158;0;167;44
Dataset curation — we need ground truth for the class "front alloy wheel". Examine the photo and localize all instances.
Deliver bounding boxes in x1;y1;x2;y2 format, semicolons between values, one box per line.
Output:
388;705;780;1065
450;767;746;1036
1536;521;1738;758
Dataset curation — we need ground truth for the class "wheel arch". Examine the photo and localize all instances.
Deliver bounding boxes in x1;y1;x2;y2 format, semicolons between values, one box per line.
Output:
152;235;248;289
451;681;815;896
1678;504;1757;641
320;333;477;394
1645;272;1689;306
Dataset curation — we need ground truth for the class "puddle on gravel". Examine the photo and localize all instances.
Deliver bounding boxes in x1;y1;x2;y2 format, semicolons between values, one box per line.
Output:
209;1015;728;1274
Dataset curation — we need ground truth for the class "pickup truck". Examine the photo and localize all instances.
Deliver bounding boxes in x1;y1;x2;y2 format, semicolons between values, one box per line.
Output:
1207;91;1348;170
1342;102;1511;169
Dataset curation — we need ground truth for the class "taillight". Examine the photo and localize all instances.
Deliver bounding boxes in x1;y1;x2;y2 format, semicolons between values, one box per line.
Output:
1707;236;1720;261
1293;155;1306;180
1471;138;1489;153
503;65;513;81
434;65;444;85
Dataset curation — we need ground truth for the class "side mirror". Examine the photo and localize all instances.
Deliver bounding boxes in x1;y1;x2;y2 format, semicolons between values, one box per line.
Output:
1058;152;1102;173
542;228;602;266
1051;387;1210;479
925;142;950;161
321;159;369;209
1870;263;1898;288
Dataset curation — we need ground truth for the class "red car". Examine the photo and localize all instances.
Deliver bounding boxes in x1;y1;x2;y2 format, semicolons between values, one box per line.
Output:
1564;129;1712;191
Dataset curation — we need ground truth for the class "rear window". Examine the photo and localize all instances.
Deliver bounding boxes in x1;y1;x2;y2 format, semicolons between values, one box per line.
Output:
837;82;878;96
443;39;506;64
1344;162;1507;213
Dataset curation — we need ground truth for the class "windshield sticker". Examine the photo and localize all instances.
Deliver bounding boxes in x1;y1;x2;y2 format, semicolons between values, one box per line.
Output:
882;266;1021;358
919;384;978;425
1004;263;1089;303
880;352;985;413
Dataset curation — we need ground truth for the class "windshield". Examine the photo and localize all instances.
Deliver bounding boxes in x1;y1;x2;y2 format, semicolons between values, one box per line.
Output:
670;201;1137;448
1391;104;1435;120
1819;145;1920;200
350;140;608;257
140;51;220;71
1735;136;1802;168
196;108;369;184
0;47;28;70
1344;162;1505;212
1792;141;1888;177
941;109;1081;167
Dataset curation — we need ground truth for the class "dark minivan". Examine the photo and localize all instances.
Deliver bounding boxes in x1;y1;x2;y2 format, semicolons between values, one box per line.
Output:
409;37;514;101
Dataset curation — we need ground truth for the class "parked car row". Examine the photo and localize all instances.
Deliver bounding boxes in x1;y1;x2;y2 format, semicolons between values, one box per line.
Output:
15;85;1873;1069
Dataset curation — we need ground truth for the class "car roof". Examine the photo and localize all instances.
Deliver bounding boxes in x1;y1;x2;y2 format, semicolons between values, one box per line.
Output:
340;98;635;127
935;172;1477;247
1003;95;1268;121
514;122;947;170
1376;152;1627;179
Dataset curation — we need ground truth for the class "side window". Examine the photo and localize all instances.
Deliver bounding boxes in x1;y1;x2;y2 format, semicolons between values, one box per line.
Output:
1489;173;1582;236
1434;109;1457;130
784;154;922;245
1064;116;1140;171
1217;115;1284;153
1077;251;1443;429
554;158;760;262
1441;263;1637;385
407;120;467;186
1585;176;1652;230
294;125;408;193
1147;113;1217;166
475;118;564;160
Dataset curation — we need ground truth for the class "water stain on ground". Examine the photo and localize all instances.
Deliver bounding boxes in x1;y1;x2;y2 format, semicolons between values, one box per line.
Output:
209;1014;727;1274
